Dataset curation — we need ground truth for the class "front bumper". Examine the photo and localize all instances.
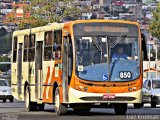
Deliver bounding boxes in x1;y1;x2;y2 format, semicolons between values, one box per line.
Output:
142;96;151;103
0;95;13;99
68;87;142;104
153;96;160;103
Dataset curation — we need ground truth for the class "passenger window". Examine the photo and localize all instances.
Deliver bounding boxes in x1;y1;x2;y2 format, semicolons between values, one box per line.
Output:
147;80;151;89
23;35;29;62
24;35;29;48
44;31;53;61
44;31;62;60
53;30;62;60
143;80;148;88
13;37;17;63
23;34;35;62
28;34;35;62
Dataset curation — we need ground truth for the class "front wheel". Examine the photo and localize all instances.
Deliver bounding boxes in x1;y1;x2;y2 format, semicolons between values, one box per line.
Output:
3;99;6;102
54;87;67;115
151;103;156;108
134;103;143;109
37;103;45;111
113;103;127;115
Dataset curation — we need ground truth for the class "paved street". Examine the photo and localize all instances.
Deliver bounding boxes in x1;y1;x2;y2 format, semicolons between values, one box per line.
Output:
0;100;160;120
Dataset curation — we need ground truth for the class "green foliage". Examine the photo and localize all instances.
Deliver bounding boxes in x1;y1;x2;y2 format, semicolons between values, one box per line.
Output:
19;0;86;28
104;6;110;13
149;4;160;39
0;56;10;72
0;56;10;62
0;27;11;72
122;6;129;13
0;27;7;36
0;28;12;55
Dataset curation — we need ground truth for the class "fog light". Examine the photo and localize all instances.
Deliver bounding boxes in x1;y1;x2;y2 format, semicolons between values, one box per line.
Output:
84;86;88;91
133;87;137;91
128;87;132;92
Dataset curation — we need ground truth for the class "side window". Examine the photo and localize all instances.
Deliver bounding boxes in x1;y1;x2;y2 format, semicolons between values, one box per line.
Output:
13;37;17;63
44;31;53;61
23;35;29;62
28;34;35;62
147;80;151;89
53;30;62;60
143;80;148;88
23;34;35;62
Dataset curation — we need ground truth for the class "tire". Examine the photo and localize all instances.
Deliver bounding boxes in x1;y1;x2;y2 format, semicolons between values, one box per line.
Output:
37;103;45;111
9;98;14;103
24;85;37;111
151;97;157;108
151;103;156;108
3;99;6;102
134;103;143;109
54;87;67;115
113;103;127;115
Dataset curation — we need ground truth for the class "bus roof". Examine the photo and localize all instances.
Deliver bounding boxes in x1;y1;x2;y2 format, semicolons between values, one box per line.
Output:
64;19;140;27
13;22;64;37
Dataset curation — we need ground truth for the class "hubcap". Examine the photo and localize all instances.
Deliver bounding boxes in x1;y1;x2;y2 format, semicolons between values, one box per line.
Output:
55;92;60;111
25;89;29;109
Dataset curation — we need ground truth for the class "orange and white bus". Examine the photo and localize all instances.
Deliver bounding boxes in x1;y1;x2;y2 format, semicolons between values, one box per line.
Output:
11;20;147;115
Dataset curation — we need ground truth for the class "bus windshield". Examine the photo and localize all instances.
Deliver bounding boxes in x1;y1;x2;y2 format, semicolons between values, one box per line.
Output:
74;23;140;82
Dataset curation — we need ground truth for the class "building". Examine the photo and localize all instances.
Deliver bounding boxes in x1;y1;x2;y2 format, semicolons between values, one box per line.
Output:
0;0;13;25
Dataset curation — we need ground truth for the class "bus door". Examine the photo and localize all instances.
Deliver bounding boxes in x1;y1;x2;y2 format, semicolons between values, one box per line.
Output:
22;35;30;96
17;43;22;99
62;35;71;102
35;41;43;100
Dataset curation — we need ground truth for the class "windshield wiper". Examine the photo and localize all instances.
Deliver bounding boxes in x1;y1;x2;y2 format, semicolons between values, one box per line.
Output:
92;37;102;52
108;35;127;80
110;34;127;48
109;58;120;79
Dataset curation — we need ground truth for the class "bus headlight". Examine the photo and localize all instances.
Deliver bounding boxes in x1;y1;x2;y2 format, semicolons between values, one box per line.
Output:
128;88;132;92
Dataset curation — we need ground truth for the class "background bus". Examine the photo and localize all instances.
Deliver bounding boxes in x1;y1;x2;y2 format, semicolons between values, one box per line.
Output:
11;20;147;115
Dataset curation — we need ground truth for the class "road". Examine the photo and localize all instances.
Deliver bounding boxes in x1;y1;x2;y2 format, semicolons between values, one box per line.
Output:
0;100;160;120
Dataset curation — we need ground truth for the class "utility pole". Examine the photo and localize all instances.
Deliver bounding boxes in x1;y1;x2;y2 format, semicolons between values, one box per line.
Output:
155;41;159;79
148;44;151;78
110;0;111;19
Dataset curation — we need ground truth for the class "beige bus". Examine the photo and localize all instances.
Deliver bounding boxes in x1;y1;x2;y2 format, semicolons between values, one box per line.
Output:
11;22;64;112
12;20;147;115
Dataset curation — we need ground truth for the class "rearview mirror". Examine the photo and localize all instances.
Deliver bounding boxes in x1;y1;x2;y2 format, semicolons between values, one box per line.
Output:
141;33;148;60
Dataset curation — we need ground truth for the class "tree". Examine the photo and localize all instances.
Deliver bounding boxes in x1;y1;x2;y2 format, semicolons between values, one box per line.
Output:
5;0;89;29
0;56;10;72
122;6;129;13
0;34;12;55
104;6;110;13
0;27;7;36
149;4;160;39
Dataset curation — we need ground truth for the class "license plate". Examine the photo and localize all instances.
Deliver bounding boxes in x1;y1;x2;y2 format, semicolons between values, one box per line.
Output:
103;94;115;99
